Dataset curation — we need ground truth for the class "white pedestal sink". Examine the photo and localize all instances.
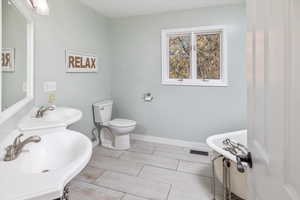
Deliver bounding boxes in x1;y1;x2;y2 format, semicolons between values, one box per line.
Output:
0;107;92;200
18;107;83;132
42;107;83;125
17;130;90;174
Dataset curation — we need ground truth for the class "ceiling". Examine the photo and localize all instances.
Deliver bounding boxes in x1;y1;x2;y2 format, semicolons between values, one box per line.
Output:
79;0;245;18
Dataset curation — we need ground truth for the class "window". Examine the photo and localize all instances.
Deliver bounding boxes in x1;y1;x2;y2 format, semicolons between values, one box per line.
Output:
161;26;228;86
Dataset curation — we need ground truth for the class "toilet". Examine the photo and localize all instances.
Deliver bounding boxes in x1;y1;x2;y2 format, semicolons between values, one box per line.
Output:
93;100;136;150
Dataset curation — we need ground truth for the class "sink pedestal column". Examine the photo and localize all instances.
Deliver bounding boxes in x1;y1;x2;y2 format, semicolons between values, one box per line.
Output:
54;184;70;200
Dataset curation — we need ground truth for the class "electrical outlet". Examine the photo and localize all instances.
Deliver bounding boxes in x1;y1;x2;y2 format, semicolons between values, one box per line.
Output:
44;81;56;92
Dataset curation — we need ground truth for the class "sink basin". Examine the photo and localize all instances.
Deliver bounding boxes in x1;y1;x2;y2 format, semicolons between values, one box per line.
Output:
18;107;83;132
17;131;90;174
42;107;82;125
0;129;92;200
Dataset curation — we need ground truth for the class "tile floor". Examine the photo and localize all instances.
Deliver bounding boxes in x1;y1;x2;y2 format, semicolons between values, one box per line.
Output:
70;140;223;200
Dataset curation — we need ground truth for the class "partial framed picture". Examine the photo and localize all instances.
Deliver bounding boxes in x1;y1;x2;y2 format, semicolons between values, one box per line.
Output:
2;48;15;72
65;49;98;73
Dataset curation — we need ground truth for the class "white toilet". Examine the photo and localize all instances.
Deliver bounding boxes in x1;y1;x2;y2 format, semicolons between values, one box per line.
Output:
93;100;136;150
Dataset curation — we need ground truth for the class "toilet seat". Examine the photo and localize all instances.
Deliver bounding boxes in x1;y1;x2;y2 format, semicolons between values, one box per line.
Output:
109;119;136;128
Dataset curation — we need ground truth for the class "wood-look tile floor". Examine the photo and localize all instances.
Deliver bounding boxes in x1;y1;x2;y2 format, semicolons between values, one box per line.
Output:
70;140;225;200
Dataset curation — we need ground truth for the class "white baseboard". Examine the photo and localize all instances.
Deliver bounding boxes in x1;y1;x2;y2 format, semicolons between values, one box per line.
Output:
131;133;210;152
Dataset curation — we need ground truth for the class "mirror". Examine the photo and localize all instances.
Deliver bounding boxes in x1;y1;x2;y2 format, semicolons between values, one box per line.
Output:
1;0;33;112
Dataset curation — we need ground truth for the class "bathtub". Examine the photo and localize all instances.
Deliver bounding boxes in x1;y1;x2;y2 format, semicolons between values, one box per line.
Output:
206;130;248;199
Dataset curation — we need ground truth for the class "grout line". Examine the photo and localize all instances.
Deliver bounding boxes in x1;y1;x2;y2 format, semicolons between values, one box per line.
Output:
72;179;126;195
100;168;142;177
96;169;173;190
138;163;178;171
166;184;173;200
92;183;130;195
150;147;156;155
94;182;159;200
175;160;180;171
118;152;125;159
73;180;148;200
120;193;127;200
125;148;158;157
92;169;107;183
138;163;212;179
97;168;107;178
152;146;158;155
128;148;156;155
93;153;124;160
137;165;145;177
140;163;178;173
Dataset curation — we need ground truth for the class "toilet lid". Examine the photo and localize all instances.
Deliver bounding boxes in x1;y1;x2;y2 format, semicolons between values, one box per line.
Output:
109;119;136;127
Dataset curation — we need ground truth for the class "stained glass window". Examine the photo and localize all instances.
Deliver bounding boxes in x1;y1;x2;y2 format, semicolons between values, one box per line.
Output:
162;26;227;86
196;33;221;79
168;34;191;79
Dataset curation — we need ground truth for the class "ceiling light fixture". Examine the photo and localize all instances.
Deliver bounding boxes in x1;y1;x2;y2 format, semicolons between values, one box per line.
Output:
27;0;49;15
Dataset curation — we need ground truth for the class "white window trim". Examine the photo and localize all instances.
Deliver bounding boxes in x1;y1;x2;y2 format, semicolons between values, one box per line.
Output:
161;25;228;87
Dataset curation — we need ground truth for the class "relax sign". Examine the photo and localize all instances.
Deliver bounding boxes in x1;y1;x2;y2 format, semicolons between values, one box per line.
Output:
66;49;98;72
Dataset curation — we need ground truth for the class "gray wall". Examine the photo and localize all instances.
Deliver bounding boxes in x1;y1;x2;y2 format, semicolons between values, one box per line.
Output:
34;0;111;137
0;2;246;144
2;0;27;110
109;5;247;143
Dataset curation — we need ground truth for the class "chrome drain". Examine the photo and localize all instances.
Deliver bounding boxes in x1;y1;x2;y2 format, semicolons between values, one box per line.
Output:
41;169;50;173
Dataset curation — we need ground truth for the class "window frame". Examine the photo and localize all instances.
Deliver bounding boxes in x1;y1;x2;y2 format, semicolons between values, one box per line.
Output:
161;25;228;87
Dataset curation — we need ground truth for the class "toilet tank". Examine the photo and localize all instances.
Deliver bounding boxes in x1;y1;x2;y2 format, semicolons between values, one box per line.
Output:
93;100;113;123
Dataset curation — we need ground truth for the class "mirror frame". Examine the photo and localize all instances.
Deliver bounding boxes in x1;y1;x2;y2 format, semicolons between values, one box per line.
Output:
0;0;34;124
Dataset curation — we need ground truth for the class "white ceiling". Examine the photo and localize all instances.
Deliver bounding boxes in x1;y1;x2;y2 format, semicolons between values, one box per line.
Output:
79;0;245;18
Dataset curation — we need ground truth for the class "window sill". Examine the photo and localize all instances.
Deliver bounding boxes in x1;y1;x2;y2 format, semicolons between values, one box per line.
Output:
161;80;228;87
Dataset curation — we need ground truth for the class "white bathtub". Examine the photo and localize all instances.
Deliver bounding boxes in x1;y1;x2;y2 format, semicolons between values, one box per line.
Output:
206;130;248;199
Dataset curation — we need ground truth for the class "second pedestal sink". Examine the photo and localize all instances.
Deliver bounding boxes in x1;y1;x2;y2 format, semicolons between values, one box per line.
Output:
42;107;82;126
18;106;83;132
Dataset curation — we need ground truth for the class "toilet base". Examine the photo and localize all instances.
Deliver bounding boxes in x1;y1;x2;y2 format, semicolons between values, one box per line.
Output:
100;128;131;150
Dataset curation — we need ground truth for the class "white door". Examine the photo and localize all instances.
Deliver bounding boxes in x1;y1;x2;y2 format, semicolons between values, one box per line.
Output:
247;0;300;199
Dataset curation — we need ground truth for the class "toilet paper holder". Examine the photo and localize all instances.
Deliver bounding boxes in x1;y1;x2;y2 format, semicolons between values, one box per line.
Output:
143;93;154;102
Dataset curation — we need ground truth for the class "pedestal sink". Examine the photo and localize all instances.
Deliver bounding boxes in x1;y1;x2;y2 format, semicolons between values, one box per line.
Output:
17;131;90;174
42;107;83;126
18;107;83;132
0;107;92;200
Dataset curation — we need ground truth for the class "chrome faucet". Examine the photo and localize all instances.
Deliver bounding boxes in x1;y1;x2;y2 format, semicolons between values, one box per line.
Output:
4;134;41;161
35;105;56;118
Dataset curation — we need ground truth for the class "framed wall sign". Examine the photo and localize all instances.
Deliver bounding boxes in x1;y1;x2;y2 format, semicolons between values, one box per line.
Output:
2;48;15;72
66;49;98;73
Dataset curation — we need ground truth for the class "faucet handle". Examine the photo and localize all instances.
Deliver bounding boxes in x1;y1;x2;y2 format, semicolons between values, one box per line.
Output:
47;105;56;111
35;106;45;118
13;134;24;146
